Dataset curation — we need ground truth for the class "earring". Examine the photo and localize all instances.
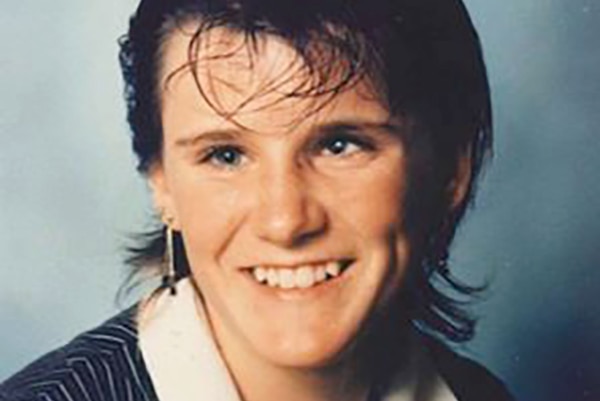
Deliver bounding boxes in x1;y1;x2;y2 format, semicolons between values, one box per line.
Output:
162;225;178;296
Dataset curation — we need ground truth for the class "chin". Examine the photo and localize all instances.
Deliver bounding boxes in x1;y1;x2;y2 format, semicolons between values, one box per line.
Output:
235;302;379;370
250;328;361;369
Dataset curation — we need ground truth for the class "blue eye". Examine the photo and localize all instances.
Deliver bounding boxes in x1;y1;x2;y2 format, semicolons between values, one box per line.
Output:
321;135;370;157
203;145;245;167
325;138;355;155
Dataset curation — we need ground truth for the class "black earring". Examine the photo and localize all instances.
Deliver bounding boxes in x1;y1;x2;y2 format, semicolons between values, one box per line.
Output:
162;226;177;296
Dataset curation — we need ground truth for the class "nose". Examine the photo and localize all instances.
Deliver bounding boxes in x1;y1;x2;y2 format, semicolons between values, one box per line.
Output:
251;165;327;247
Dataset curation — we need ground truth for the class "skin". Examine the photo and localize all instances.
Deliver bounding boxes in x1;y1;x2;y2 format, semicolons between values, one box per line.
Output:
150;26;471;401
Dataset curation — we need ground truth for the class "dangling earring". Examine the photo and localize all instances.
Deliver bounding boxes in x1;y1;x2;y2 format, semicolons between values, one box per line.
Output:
162;225;178;296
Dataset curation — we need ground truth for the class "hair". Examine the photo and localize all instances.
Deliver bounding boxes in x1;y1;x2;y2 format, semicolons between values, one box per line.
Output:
119;0;492;343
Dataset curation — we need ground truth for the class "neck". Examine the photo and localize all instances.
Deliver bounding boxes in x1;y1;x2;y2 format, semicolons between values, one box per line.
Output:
230;359;370;401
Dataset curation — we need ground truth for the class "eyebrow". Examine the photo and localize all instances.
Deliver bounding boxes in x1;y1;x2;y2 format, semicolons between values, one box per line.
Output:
173;119;404;148
174;129;243;148
318;120;404;135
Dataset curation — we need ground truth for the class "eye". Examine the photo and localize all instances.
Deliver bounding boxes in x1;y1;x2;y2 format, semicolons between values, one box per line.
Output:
319;134;373;157
200;145;246;168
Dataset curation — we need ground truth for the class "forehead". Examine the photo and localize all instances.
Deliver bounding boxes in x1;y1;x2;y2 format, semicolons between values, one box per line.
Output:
158;23;388;133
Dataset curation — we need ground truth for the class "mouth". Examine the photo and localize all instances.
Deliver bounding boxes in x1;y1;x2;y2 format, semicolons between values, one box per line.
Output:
243;260;354;290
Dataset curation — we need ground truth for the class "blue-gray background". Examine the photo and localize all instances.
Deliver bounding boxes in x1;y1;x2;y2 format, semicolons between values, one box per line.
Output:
1;1;598;400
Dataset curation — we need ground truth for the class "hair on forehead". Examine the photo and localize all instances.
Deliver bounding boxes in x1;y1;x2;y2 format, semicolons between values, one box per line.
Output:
158;15;377;131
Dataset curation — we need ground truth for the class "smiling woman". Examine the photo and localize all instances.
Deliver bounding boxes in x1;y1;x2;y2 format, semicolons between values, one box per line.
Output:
0;1;514;401
153;31;411;375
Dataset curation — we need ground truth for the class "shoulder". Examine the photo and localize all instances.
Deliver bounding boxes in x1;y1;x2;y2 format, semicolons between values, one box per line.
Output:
422;336;516;401
0;307;157;401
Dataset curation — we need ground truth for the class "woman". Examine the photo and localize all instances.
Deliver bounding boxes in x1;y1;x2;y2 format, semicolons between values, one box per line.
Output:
0;0;514;400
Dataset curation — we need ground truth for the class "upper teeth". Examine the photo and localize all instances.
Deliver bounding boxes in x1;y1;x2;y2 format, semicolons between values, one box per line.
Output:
251;261;345;289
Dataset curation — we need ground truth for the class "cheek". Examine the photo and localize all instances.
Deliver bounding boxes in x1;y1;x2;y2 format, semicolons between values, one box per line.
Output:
328;162;407;235
169;176;245;263
333;162;410;293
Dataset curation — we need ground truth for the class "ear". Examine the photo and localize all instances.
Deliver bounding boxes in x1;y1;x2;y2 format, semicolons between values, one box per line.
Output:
448;149;473;210
148;162;181;231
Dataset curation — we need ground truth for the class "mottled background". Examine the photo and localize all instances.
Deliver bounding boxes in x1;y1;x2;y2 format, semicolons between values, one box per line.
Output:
0;1;598;400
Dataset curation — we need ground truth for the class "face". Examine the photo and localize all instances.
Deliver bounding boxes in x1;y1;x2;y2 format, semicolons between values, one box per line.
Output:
151;27;421;370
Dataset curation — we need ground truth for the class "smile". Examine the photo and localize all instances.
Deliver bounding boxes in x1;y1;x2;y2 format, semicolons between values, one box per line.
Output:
247;260;353;290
